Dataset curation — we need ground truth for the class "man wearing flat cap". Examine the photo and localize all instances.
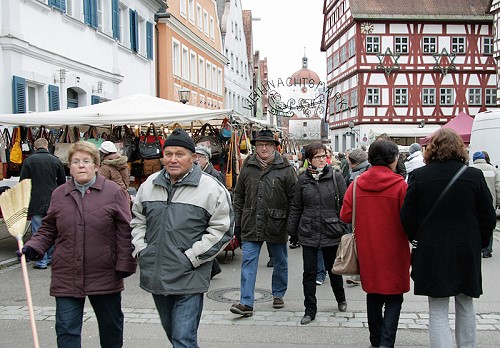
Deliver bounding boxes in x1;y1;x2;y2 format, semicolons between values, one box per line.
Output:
230;129;297;317
131;128;234;347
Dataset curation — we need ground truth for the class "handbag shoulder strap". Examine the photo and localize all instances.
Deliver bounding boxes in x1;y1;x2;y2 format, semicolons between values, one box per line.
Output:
331;168;341;215
413;164;467;245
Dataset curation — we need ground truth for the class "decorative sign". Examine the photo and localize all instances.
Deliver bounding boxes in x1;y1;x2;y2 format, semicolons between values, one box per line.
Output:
433;48;456;75
376;48;401;76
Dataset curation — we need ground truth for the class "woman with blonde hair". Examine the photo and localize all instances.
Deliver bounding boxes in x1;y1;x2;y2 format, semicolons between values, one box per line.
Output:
401;128;496;347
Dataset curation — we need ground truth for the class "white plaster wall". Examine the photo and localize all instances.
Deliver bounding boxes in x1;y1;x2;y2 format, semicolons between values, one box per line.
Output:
221;0;251;116
0;0;160;114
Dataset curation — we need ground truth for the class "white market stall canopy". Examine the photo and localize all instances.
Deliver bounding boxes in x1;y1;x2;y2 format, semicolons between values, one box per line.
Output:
0;94;235;127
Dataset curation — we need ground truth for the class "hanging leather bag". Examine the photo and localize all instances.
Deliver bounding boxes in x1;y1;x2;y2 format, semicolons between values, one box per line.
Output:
194;123;223;157
139;124;163;159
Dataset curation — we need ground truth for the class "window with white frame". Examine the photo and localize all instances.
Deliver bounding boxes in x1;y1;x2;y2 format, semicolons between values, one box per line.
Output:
210;16;215;40
236;57;239;74
235;23;238;40
66;0;83;21
366;36;380;54
119;3;129;46
212;65;217;92
333;52;339;69
422;88;436;105
340;46;347;63
394;37;409;54
188;0;195;23
190;52;197;84
230;53;234;70
366;88;380;105
350;89;358;108
244;63;247;79
182;46;189;80
440;88;454;105
206;62;212;90
423;36;437;54
203;10;209;36
483;37;493;55
468;88;481;105
138;16;146;56
173;40;181;76
218;68;222;95
486;88;496;105
327;56;333;73
394;88;408;105
96;0;104;31
451;37;466;54
196;4;202;31
240;61;244;77
199;57;205;88
27;84;39;113
180;0;187;17
348;39;355;57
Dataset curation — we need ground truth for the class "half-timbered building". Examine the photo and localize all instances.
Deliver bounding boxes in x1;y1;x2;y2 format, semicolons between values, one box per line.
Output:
321;0;497;151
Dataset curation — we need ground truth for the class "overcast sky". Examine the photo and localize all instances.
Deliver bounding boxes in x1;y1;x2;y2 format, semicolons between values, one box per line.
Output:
240;0;326;85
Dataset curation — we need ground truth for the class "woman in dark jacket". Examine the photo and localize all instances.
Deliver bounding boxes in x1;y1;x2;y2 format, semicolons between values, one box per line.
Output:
20;141;136;348
288;142;348;325
401;128;496;347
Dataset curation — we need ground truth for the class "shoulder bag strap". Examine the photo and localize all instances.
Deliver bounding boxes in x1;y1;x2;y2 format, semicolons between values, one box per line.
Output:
412;164;467;247
331;168;341;215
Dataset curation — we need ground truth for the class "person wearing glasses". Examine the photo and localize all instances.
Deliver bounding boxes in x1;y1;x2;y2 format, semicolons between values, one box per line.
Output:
131;129;233;347
287;142;348;325
230;129;297;317
19;140;136;347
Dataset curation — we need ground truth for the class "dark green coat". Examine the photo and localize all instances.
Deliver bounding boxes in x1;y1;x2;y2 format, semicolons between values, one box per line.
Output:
234;152;297;243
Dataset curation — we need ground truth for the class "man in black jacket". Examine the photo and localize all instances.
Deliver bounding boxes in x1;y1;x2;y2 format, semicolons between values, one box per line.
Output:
20;138;66;269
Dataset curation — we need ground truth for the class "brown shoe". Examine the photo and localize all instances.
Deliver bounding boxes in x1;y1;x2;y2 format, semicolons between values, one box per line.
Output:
230;303;253;316
273;296;284;309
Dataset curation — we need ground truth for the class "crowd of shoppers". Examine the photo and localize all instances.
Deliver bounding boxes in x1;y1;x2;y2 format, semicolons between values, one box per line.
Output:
16;127;498;348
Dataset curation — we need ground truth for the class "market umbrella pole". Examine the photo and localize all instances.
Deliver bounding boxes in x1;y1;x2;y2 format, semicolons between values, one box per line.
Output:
0;179;40;348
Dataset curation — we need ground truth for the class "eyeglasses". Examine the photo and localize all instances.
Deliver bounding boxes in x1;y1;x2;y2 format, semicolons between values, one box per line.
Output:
255;143;275;148
312;154;327;160
70;159;94;166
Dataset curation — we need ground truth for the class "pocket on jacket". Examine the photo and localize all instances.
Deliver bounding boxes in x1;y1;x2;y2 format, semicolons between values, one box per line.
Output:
298;216;313;237
268;208;287;235
323;216;345;238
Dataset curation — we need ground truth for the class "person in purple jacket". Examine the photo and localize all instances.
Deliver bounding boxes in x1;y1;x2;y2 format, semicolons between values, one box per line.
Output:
18;140;136;348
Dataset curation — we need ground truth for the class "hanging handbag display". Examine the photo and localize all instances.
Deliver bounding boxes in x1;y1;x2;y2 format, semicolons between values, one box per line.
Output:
139;124;163;159
219;118;232;141
54;125;74;165
332;177;359;276
81;126;105;148
194;123;224;157
9;127;23;165
225;132;234;190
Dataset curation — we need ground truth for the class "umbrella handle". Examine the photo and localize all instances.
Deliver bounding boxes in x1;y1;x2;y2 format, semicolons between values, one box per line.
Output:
17;236;40;348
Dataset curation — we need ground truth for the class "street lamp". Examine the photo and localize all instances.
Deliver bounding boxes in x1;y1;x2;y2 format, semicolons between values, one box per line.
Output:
345;121;359;136
178;87;191;104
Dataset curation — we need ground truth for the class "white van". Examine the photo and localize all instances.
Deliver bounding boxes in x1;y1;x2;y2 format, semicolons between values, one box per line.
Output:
469;110;500;169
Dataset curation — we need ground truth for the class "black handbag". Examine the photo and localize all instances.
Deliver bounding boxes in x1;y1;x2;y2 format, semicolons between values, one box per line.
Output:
193;123;224;157
139;124;163;160
122;126;140;162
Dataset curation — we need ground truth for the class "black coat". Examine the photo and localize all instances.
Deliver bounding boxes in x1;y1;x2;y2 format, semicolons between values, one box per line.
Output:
288;166;347;248
400;159;496;298
233;152;297;243
20;149;66;216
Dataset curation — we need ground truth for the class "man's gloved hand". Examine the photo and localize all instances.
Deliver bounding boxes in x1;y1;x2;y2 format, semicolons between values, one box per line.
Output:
116;271;134;279
234;226;242;247
16;246;38;261
289;235;299;245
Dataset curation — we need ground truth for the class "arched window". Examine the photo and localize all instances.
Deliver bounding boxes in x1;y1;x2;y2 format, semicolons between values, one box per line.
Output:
67;88;78;109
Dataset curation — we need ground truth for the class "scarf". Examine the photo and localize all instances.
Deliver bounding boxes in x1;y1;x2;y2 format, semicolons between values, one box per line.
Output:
256;151;276;170
307;165;325;181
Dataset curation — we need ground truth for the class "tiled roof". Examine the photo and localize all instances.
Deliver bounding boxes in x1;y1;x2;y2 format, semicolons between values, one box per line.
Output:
350;0;492;20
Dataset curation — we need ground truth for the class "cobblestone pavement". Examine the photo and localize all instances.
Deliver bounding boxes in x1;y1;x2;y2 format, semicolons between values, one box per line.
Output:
1;305;500;331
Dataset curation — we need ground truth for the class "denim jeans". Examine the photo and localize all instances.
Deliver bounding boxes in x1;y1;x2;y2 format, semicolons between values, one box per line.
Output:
152;293;204;348
316;248;326;282
302;245;345;318
428;294;476;348
240;241;288;307
31;215;54;268
366;293;404;348
56;293;124;348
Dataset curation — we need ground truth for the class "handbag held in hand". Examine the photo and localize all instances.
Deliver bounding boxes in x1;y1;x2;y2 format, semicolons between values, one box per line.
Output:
332;177;359;276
